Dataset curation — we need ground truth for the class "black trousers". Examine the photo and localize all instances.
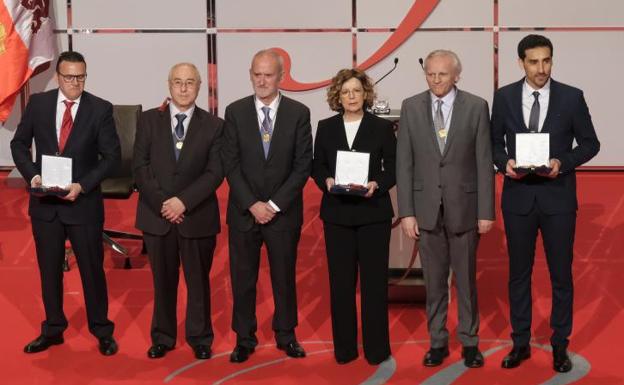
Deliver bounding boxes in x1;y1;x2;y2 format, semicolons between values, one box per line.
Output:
323;220;391;365
503;203;576;348
31;217;114;338
144;229;216;348
228;224;301;348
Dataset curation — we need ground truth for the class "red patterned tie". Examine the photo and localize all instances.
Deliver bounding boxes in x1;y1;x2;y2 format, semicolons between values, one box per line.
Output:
58;100;75;153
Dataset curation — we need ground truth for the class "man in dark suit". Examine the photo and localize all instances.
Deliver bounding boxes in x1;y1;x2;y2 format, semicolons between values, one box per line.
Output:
221;49;313;363
11;51;120;355
492;34;600;373
133;63;224;360
396;50;494;368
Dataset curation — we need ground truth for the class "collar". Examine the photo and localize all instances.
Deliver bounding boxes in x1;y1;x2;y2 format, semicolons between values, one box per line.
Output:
169;103;195;122
56;89;82;106
429;87;457;106
523;78;551;96
254;92;281;113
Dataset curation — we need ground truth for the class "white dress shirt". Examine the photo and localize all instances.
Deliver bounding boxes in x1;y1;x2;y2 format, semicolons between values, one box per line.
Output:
430;87;456;133
522;79;550;132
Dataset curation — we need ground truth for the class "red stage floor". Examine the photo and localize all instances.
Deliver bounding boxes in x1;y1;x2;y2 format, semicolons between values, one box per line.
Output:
0;171;622;384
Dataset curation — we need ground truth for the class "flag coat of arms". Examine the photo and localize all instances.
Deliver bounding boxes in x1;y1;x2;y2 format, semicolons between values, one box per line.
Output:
0;0;54;122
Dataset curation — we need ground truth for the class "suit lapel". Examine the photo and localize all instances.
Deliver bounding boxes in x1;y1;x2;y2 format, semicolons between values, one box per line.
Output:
442;90;464;157
177;108;202;165
266;95;287;161
62;91;90;154
512;79;528;132
421;93;442;157
45;90;61;153
350;112;371;151
540;79;558;133
159;106;178;164
244;96;267;161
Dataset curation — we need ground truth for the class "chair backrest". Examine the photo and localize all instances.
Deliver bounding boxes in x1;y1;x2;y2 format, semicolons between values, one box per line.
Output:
110;104;142;179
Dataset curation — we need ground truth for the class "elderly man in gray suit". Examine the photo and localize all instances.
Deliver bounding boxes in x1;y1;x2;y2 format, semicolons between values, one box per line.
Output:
396;49;495;368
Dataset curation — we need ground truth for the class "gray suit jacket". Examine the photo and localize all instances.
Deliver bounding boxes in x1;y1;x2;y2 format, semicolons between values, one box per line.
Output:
396;89;494;233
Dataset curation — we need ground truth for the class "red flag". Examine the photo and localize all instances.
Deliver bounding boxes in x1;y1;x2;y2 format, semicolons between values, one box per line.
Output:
0;0;54;122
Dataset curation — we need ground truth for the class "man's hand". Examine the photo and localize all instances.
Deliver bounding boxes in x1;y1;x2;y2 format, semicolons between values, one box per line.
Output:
505;159;524;179
400;216;420;240
249;201;276;224
364;181;378;198
62;183;83;202
325;177;335;192
31;175;42;188
161;197;186;223
539;158;561;178
477;219;494;234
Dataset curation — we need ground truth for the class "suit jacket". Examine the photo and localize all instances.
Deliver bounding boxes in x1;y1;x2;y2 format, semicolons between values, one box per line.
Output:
396;89;494;233
10;89;121;224
133;105;224;238
222;95;313;232
491;78;600;215
312;112;396;226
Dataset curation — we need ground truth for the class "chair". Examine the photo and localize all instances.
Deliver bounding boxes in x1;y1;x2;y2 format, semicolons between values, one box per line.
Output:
64;105;143;271
101;104;143;269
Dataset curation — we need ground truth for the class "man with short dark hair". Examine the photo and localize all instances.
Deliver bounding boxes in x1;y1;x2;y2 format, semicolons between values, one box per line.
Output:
222;49;312;363
11;50;120;355
492;34;600;372
133;62;224;360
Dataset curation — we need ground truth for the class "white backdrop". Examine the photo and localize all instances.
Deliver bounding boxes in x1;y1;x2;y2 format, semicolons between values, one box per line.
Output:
2;0;623;169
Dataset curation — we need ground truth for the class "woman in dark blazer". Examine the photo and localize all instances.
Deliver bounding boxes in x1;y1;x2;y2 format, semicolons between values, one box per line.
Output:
312;68;396;365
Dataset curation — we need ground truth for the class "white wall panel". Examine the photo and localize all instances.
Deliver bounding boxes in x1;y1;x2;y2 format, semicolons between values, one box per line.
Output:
216;0;351;28
500;0;624;27
498;31;624;167
51;0;67;29
359;31;493;111
216;33;351;131
72;0;207;29
357;0;492;29
72;33;208;109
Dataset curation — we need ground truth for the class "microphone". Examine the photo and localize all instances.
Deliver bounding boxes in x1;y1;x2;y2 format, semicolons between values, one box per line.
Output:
374;57;399;85
418;57;424;70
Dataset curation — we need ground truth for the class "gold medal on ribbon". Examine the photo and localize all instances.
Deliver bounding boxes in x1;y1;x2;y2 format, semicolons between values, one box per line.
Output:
438;129;447;138
176;141;183;150
262;132;271;143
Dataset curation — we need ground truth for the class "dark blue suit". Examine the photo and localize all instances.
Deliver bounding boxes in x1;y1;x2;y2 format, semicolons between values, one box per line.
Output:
491;78;600;348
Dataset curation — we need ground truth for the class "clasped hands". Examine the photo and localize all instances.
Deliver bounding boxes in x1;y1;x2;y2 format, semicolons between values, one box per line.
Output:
161;197;186;224
249;201;276;225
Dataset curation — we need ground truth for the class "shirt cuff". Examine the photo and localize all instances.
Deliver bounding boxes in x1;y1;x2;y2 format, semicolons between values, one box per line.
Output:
268;200;281;212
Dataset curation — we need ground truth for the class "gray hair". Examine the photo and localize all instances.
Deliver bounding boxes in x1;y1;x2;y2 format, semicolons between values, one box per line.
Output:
168;62;202;82
424;49;462;75
251;49;284;74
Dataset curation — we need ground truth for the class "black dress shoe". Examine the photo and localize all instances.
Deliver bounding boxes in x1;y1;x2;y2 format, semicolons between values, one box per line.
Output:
277;341;306;358
552;346;572;373
501;346;530;369
193;344;212;360
462;346;484;368
229;345;255;363
98;336;118;356
423;346;449;367
24;334;64;353
147;344;173;359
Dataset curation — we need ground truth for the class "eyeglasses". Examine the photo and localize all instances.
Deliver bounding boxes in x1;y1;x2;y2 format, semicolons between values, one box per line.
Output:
170;79;199;89
58;73;87;83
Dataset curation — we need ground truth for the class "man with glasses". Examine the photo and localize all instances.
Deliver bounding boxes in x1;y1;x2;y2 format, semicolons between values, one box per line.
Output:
11;51;121;355
133;63;224;360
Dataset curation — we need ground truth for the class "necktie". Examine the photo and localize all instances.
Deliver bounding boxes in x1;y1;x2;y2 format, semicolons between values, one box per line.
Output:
528;91;540;133
58;100;75;153
433;99;446;153
173;113;187;160
261;106;272;158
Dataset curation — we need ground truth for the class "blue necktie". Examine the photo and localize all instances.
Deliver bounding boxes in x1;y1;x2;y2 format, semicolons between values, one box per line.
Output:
174;113;186;160
261;106;272;158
